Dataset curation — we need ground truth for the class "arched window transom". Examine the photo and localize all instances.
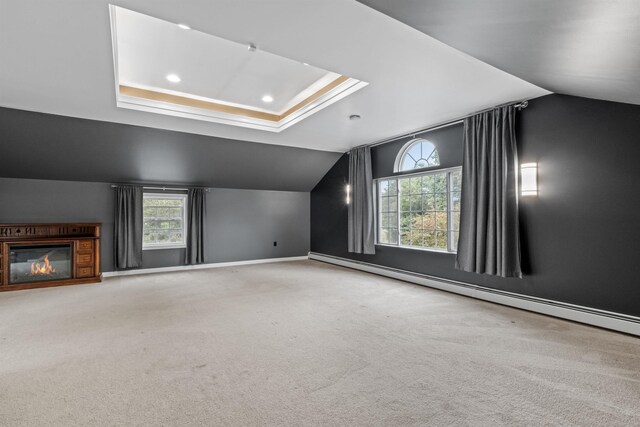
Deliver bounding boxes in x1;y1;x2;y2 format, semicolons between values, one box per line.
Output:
394;138;440;172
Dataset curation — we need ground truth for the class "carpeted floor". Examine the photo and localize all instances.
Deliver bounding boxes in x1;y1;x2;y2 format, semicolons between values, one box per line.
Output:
0;260;638;426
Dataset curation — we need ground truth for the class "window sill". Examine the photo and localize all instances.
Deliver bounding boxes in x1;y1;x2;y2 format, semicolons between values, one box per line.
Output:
375;243;456;255
143;245;186;251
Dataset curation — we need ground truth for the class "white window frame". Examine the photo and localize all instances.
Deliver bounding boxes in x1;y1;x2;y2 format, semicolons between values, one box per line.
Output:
393;137;440;173
374;166;462;254
142;193;188;250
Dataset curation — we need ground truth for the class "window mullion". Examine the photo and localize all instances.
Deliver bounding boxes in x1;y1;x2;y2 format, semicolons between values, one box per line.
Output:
447;171;452;252
395;178;400;246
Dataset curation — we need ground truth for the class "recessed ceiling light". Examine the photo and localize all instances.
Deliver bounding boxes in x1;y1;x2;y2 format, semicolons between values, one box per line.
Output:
111;5;369;132
177;23;191;30
303;62;309;66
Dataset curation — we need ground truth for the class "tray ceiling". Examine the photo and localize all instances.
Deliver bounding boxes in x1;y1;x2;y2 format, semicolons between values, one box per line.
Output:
0;0;548;152
111;6;367;132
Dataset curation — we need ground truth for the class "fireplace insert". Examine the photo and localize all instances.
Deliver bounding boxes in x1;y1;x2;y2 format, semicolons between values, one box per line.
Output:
9;244;73;285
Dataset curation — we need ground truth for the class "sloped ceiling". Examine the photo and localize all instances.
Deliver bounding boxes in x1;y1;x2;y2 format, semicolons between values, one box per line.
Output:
358;0;640;106
0;108;341;192
0;0;547;153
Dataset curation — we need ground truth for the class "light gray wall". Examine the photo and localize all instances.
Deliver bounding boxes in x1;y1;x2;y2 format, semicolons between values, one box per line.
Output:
0;177;309;272
141;188;310;268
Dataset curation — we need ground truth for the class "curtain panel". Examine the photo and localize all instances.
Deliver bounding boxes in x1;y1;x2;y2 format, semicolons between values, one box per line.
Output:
185;188;206;265
114;185;143;269
348;146;375;254
455;105;522;278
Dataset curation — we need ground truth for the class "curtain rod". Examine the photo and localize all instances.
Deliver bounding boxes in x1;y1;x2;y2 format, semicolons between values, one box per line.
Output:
110;185;211;192
365;99;529;149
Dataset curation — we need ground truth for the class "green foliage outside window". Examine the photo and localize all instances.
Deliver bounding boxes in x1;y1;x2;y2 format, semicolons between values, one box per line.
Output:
378;169;461;252
143;195;186;246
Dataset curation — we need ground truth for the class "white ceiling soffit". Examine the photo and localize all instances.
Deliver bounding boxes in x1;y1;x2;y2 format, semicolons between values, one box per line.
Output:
358;0;640;106
0;0;548;152
110;6;368;133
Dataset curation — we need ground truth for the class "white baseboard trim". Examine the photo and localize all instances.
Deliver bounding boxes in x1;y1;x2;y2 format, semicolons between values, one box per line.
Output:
309;252;640;337
103;256;309;278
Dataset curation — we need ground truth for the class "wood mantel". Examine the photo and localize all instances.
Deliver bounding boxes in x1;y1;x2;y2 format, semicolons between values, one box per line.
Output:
0;223;101;291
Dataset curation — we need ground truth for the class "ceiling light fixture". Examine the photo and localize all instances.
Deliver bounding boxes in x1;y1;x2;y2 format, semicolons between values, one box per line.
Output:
248;43;256;52
177;23;190;30
166;74;181;83
262;95;274;103
349;114;361;120
303;62;309;66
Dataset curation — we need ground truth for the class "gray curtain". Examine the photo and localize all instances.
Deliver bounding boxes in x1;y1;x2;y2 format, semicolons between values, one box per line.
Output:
348;146;375;254
455;105;522;278
114;185;143;269
185;188;206;264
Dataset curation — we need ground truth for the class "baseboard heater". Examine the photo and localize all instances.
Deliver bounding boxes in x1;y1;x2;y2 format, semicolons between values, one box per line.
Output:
103;256;308;278
308;252;640;337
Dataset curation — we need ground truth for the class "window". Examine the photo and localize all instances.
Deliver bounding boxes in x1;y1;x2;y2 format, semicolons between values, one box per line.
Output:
377;168;461;252
394;138;440;172
143;193;187;249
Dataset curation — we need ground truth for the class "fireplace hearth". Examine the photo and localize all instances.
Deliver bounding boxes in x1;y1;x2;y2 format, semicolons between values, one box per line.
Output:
0;224;101;291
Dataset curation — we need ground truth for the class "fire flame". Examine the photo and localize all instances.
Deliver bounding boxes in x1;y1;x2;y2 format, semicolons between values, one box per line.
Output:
31;255;55;275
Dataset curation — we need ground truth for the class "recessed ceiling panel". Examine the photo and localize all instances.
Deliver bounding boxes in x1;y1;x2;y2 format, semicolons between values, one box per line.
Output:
0;0;549;152
110;5;368;132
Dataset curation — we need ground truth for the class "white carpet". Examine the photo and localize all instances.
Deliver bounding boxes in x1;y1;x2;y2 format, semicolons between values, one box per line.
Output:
0;260;638;426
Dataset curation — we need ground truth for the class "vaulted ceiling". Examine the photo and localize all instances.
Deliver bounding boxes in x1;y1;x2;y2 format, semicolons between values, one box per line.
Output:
1;0;633;190
358;0;640;106
0;0;547;153
0;107;341;192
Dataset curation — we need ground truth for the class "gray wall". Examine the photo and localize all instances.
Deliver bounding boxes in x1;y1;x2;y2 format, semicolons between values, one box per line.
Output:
0;107;341;192
0;177;309;272
311;94;640;317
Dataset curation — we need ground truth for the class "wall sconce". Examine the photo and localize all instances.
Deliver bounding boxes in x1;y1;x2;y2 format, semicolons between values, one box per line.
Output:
520;163;538;196
345;184;351;204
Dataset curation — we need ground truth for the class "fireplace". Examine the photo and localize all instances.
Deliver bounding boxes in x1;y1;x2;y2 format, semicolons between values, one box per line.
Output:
9;244;73;284
0;223;101;291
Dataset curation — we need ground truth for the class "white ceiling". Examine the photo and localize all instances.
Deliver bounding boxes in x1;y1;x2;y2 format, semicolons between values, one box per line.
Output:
115;6;338;115
0;0;548;152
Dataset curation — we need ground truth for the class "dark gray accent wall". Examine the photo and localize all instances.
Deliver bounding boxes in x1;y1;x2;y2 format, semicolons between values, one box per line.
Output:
311;94;640;317
0;177;309;272
0;108;341;192
372;123;463;177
